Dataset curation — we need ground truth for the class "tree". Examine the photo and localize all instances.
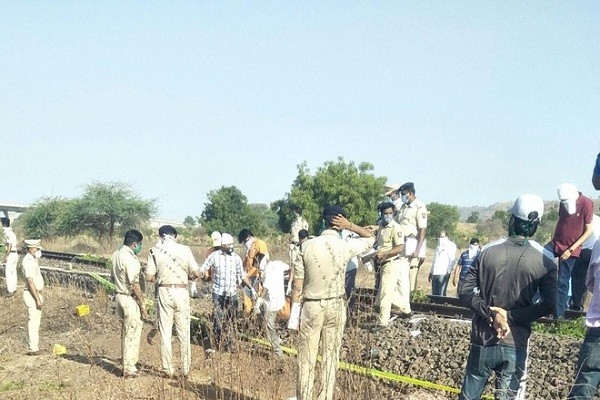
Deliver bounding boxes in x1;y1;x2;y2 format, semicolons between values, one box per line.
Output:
272;158;387;234
183;216;196;228
59;182;156;238
426;202;461;240
466;211;479;223
19;197;71;239
200;186;265;237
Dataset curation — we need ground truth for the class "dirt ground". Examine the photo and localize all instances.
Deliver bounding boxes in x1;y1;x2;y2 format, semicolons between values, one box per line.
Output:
0;256;447;400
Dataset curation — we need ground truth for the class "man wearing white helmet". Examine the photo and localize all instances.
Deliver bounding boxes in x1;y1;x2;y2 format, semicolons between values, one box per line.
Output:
459;194;557;400
549;183;594;318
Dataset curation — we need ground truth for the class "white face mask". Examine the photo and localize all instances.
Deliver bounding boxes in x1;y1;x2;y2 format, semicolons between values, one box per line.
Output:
34;249;42;259
381;214;393;225
438;237;448;246
401;194;410;204
469;244;479;253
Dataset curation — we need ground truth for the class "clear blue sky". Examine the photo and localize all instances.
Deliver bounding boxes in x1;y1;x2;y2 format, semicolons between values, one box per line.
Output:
2;2;599;221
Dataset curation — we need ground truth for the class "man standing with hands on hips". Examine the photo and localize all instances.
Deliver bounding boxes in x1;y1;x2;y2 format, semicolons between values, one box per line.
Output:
112;229;148;378
291;205;374;400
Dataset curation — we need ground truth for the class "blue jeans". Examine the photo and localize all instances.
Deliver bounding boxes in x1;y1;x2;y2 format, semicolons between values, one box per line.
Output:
557;257;577;318
431;274;449;296
459;344;527;400
212;293;238;351
568;327;600;399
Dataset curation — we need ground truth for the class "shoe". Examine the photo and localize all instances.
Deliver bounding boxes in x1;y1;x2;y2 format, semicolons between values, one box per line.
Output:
370;324;388;333
27;350;43;356
398;311;413;319
123;370;140;379
147;328;159;345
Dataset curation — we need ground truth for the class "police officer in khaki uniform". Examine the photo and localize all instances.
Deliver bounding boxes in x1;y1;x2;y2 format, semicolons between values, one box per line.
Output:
112;229;148;378
395;182;428;295
145;225;200;379
22;239;44;355
291;205;374;400
371;202;409;332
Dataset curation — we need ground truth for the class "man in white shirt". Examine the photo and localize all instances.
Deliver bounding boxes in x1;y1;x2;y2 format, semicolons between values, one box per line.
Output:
2;218;18;297
429;231;457;296
259;259;289;356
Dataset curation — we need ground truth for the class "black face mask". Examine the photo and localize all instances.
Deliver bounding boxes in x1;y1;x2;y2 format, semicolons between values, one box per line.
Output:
225;247;234;255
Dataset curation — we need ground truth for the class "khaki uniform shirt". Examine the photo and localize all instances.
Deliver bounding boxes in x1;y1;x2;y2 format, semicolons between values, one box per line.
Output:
112;245;141;295
396;198;428;237
290;216;309;242
376;220;404;253
146;237;199;285
294;229;374;300
22;253;44;291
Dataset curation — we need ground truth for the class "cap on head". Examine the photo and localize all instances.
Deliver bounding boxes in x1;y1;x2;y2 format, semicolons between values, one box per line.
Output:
399;182;415;193
221;233;234;245
323;205;347;220
470;238;480;245
25;239;43;249
298;229;309;240
210;231;222;247
511;194;544;222
557;182;578;201
385;183;400;196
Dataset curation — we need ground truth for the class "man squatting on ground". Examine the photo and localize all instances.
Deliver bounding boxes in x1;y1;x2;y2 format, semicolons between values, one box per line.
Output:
145;225;200;378
22;239;45;355
200;232;257;352
2;217;18;297
459;194;557;400
111;229;148;378
291;205;374;400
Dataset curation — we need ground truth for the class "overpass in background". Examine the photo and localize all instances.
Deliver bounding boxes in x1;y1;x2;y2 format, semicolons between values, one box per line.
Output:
0;203;30;219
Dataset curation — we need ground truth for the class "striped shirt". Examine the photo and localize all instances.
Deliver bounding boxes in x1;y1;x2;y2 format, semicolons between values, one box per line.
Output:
200;250;246;296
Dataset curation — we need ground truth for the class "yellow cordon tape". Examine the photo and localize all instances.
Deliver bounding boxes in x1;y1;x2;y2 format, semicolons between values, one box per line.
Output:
239;335;496;398
82;272;491;400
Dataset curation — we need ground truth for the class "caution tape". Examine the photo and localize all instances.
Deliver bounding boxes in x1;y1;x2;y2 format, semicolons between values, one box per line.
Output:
83;273;491;399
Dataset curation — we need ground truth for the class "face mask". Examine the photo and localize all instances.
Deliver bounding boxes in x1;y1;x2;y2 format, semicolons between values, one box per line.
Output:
133;243;142;255
438;237;448;246
225;247;234;255
382;215;393;225
34;249;42;259
401;194;410;204
469;244;479;252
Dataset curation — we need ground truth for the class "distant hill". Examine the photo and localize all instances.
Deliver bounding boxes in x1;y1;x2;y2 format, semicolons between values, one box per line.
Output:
458;199;600;221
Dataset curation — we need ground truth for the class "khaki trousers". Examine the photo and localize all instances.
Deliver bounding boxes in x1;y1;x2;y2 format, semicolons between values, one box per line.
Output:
23;291;43;352
158;287;191;375
395;256;412;312
116;294;142;374
408;257;421;292
5;253;18;293
377;259;410;326
297;297;346;400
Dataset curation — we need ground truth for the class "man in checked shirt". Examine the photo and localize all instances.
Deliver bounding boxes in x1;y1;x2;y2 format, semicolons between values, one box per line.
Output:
200;232;257;352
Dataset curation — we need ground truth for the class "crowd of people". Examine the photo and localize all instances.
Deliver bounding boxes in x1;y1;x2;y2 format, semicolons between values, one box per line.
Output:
2;152;600;399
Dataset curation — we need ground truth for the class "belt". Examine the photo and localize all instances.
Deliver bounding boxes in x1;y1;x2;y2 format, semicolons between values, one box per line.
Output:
410;265;420;270
304;295;344;302
159;283;187;289
9;251;17;253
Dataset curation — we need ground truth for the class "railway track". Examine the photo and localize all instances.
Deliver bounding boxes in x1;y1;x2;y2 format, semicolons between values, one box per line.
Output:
41;250;108;268
354;288;585;322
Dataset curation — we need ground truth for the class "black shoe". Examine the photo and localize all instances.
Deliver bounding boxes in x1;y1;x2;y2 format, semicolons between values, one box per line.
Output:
370;324;388;333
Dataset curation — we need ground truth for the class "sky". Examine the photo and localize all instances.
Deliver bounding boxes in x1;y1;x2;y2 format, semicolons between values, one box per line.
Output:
1;2;599;221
